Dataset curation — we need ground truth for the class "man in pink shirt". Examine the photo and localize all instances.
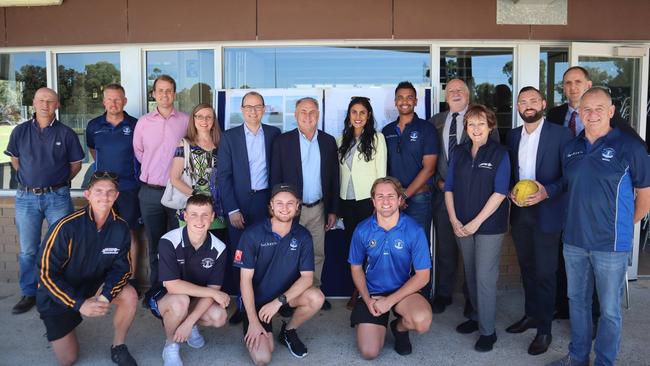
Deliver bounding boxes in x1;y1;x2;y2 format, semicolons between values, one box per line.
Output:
133;74;189;286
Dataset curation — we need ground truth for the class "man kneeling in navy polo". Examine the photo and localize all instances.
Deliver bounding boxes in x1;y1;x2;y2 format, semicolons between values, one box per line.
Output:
349;176;432;359
37;172;137;366
234;183;324;365
152;194;230;366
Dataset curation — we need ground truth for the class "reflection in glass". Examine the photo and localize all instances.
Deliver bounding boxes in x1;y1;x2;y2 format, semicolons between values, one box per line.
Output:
146;50;214;113
540;48;568;108
440;48;514;133
579;56;640;130
224;46;430;89
0;52;47;189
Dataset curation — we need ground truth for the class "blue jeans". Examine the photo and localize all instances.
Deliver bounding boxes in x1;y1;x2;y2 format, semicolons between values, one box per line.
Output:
404;191;432;241
564;243;628;366
15;187;73;296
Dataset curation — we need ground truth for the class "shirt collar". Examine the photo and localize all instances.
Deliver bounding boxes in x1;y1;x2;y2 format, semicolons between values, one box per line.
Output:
85;205;118;223
263;217;299;237
153;107;178;119
299;128;318;142
181;226;212;251
31;115;56;127
520;119;545;138
370;213;406;232
244;122;264;137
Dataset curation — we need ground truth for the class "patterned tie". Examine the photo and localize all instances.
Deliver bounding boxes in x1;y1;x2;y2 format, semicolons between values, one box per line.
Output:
568;111;577;137
448;112;459;159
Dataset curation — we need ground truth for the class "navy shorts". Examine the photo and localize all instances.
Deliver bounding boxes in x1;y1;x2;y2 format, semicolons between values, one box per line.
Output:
114;188;141;229
41;308;83;341
242;306;274;335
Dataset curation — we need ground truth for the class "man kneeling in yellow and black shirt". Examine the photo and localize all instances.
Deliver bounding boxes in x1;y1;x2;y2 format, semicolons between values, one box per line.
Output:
36;171;138;366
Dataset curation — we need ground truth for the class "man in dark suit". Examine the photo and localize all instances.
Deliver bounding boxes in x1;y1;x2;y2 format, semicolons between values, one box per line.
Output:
429;79;498;315
270;97;339;310
506;86;573;355
218;91;281;323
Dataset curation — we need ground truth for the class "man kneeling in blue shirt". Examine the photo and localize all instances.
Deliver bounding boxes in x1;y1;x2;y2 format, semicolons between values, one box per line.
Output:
234;183;325;365
349;176;432;359
153;195;230;366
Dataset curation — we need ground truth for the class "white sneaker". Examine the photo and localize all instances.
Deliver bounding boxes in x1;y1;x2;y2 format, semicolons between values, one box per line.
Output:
162;342;183;366
187;325;205;348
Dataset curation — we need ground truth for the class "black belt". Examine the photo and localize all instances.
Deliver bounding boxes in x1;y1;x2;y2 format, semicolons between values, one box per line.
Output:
18;182;69;195
140;181;165;190
303;199;322;208
250;188;268;195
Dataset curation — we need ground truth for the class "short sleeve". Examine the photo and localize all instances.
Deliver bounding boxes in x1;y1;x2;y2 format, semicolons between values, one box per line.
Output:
410;226;432;270
298;232;315;272
629;143;650;188
85;122;96;149
158;239;180;282
174;146;185;158
207;250;227;286
347;226;367;265
65;128;85;163
422;123;440;156
233;229;257;269
4;125;21;158
493;153;511;195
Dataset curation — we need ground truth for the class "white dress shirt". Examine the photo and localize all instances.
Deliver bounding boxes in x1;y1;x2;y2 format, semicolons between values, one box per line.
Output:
518;120;544;181
442;106;468;155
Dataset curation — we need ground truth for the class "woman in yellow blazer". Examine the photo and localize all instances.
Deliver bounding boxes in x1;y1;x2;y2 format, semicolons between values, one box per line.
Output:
337;96;387;307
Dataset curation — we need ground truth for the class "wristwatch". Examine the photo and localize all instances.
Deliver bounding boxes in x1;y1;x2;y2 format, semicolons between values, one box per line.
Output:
278;294;288;306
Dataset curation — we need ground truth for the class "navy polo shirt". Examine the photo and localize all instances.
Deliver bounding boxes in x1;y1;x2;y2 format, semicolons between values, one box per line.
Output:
86;112;139;191
348;214;431;295
382;114;439;187
562;128;650;252
158;227;227;287
4;119;84;188
233;218;314;307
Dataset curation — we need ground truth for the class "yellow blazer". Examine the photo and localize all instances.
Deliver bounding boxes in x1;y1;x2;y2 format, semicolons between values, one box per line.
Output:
337;132;387;201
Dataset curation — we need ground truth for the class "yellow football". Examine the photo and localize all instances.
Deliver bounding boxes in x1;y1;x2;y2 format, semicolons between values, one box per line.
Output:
513;179;539;206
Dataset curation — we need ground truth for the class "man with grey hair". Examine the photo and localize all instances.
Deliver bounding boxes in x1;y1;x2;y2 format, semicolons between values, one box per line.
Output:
5;87;84;314
271;97;339;310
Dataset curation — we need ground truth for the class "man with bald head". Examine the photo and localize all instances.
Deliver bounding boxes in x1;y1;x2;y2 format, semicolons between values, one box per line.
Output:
429;79;498;314
4;87;85;314
547;87;650;366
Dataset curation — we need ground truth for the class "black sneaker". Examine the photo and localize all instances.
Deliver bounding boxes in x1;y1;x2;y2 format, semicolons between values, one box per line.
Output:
474;333;497;352
321;299;332;311
456;319;479;334
390;319;412;355
229;309;244;325
279;304;295;318
111;344;137;366
12;295;35;314
279;321;308;358
430;296;452;314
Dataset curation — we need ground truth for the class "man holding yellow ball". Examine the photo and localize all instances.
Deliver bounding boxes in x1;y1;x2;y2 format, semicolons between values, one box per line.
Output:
505;86;573;356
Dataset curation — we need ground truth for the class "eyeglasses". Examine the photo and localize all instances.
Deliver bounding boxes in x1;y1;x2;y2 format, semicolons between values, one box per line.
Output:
242;105;265;112
92;171;118;181
194;114;215;122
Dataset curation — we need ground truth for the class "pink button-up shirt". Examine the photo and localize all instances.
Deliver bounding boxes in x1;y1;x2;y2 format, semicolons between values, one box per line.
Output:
133;108;189;186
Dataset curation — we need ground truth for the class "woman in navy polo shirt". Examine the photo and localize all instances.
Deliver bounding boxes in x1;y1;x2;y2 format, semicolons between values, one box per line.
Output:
169;103;227;242
444;104;510;352
337;96;387;309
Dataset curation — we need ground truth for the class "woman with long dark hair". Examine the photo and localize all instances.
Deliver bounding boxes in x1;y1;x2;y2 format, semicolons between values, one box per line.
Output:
338;96;387;308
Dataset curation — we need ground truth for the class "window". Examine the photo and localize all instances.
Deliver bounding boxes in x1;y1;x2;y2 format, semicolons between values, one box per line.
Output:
440;48;514;133
540;48;568;108
145;50;215;113
224;46;431;89
0;52;47;189
56;52;121;189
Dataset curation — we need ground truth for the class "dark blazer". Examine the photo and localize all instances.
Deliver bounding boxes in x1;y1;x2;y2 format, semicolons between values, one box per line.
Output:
217;123;281;214
547;102;645;146
270;128;340;216
506;121;572;233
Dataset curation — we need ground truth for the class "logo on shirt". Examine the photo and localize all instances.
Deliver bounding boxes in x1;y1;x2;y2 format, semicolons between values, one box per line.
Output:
601;147;615;161
260;241;277;247
289;238;298;251
201;258;215;269
55;141;62;146
567;151;583;158
394;239;404;250
409;131;419;141
177;259;185;265
478;162;493;169
101;248;120;255
234;250;243;263
369;239;377;248
122;126;132;136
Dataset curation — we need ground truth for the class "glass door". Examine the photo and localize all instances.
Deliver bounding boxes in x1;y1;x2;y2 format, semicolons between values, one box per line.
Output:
570;43;649;279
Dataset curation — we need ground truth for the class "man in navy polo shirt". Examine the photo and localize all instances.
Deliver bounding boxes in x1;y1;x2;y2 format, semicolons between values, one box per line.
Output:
4;87;84;315
234;183;324;365
547;87;650;366
86;83;141;288
153;194;230;366
349;176;432;359
381;81;438;297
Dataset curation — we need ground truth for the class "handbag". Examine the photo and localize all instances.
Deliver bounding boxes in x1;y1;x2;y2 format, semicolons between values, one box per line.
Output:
161;138;193;210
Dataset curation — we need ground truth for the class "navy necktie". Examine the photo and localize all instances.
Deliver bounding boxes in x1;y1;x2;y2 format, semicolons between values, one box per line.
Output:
448;112;459;159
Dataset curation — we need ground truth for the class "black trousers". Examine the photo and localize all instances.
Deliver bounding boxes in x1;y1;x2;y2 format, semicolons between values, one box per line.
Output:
432;189;461;299
341;198;374;294
510;208;561;335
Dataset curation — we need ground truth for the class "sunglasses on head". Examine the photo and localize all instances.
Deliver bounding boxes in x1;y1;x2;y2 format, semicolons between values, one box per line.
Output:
92;171;118;181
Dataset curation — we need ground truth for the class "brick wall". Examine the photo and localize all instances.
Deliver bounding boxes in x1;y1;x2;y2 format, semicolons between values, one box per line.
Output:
0;197;523;291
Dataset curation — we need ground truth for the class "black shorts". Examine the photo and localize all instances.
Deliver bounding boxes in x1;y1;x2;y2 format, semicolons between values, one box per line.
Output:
350;291;425;328
41;309;83;342
242;307;273;335
114;189;141;229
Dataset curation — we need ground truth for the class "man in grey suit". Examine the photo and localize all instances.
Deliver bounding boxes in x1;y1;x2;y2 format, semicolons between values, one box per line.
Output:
429;79;498;314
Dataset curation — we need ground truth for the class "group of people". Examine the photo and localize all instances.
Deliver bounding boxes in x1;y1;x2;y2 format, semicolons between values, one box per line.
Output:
4;67;649;366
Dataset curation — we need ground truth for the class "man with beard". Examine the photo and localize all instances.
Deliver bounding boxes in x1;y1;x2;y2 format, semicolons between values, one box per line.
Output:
505;87;572;355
